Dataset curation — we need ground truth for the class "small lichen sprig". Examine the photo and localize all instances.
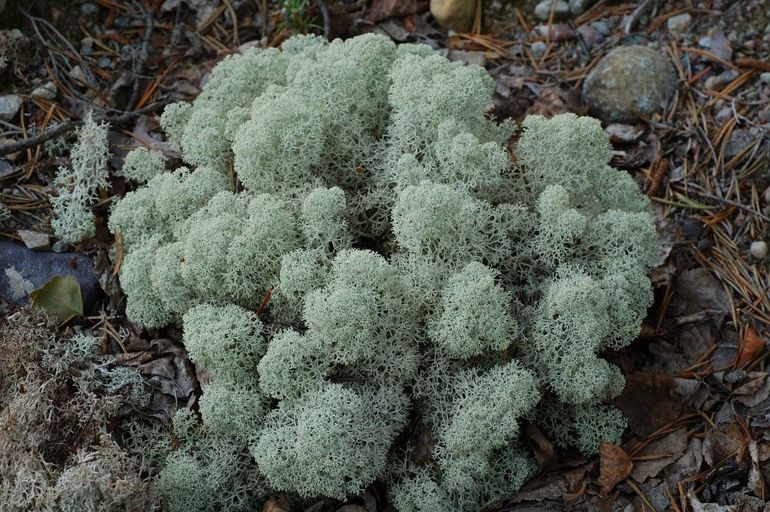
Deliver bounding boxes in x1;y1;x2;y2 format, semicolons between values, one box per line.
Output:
51;113;110;243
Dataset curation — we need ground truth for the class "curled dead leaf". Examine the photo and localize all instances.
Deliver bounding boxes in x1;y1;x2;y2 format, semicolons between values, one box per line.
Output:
598;442;632;495
732;325;765;369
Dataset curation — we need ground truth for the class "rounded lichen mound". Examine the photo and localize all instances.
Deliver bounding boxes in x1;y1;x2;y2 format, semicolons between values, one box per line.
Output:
109;34;657;512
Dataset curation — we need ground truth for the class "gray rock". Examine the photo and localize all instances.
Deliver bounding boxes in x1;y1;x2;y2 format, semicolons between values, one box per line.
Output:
31;82;57;100
667;13;692;36
17;230;51;251
534;0;570;21
447;50;487;67
0;239;100;310
582;45;677;123
569;0;596;15
760;72;770;84
0;94;22;121
530;41;547;58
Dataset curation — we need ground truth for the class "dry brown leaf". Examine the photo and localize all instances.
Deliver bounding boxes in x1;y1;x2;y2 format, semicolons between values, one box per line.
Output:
598;442;633;495
630;429;689;482
525;422;557;470
732;325;765;369
702;427;744;467
525;88;567;118
263;497;290;512
615;372;683;437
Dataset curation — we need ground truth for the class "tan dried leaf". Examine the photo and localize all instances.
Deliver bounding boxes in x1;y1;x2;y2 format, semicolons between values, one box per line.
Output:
598;442;632;495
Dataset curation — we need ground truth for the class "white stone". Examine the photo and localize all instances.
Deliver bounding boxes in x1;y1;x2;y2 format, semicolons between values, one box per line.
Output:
750;241;768;259
31;82;57;100
69;65;88;85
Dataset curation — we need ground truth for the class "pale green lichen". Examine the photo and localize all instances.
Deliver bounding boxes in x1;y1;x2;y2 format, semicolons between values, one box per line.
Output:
110;34;658;512
0;310;153;511
51;113;110;243
0;201;10;225
121;147;165;183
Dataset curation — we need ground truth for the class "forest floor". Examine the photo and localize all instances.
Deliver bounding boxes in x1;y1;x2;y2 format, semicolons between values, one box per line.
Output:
0;0;769;511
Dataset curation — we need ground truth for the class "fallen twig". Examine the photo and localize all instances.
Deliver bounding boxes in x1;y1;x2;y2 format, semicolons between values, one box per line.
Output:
128;7;155;111
624;0;654;34
316;0;331;40
0;102;167;156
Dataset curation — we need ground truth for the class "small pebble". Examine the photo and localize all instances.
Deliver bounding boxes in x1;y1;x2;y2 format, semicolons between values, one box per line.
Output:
69;65;88;85
52;241;73;253
534;0;570;21
531;41;547;58
113;16;130;29
667;13;692;36
705;70;738;91
723;369;747;385
80;37;94;54
533;24;575;42
750;241;768;259
760;72;770;85
31;82;57;100
569;0;596;15
80;3;98;15
714;107;732;124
